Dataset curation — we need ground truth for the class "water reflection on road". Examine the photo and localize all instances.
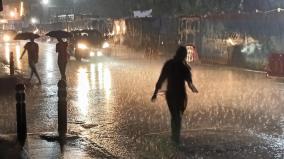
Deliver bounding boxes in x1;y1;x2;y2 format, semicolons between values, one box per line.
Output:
70;61;113;122
2;43;23;71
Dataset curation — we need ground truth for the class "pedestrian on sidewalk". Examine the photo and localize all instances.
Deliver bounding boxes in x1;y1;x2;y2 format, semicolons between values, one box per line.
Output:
20;38;41;84
151;46;198;144
56;38;69;80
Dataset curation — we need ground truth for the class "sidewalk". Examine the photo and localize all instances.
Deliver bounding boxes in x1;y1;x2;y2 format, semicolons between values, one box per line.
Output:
0;61;112;158
0;133;112;159
0;62;22;94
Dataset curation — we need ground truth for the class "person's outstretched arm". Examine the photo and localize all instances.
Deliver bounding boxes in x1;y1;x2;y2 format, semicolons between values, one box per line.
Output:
151;62;168;102
20;48;26;60
56;43;59;53
186;65;198;93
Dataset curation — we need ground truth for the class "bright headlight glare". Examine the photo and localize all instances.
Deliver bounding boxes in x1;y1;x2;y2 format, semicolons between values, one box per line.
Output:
97;51;103;56
78;43;88;50
90;51;95;57
3;35;11;42
102;42;110;48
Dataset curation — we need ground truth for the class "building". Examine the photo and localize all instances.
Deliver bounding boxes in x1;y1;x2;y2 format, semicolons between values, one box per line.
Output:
0;1;25;30
179;11;284;69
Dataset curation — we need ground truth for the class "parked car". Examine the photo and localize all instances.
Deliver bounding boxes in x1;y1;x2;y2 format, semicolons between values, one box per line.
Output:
69;29;111;61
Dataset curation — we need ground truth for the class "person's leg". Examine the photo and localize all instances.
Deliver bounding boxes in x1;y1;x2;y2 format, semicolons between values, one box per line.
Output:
34;68;41;84
29;70;34;80
58;62;66;79
171;108;182;144
62;62;66;79
29;63;34;80
30;63;41;83
166;96;183;144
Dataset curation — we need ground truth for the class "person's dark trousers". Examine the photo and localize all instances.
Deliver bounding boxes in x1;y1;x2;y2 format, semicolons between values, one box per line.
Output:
166;93;187;144
58;62;67;79
29;62;41;83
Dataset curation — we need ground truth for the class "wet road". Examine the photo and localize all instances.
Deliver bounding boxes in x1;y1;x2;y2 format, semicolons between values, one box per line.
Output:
0;42;284;158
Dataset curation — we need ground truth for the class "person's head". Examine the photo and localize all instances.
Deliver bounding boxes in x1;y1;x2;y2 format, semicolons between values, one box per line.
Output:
174;46;187;61
57;38;63;42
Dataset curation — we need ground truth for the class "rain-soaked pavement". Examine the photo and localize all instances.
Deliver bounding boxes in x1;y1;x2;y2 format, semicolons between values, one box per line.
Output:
0;41;284;158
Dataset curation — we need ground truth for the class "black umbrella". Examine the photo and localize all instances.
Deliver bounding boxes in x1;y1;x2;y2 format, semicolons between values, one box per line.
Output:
80;29;102;35
14;32;40;40
46;30;72;38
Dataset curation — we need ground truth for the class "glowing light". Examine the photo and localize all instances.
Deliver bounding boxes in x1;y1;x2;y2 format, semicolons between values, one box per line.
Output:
103;67;112;99
90;51;95;57
102;42;110;48
33;28;39;34
116;25;120;34
226;38;236;46
108;31;115;36
45;46;54;71
97;51;103;57
3;34;11;42
77;67;90;117
90;64;96;89
20;1;24;16
98;63;103;90
114;20;127;35
42;0;49;5
77;43;88;50
0;19;8;24
31;17;38;24
5;44;10;63
10;11;16;18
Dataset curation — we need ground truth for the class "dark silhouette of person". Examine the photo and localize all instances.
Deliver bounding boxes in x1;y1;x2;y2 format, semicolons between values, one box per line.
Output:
56;38;69;80
151;46;198;144
20;38;41;84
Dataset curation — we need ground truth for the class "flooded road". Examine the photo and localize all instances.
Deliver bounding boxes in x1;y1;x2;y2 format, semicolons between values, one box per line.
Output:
0;42;283;158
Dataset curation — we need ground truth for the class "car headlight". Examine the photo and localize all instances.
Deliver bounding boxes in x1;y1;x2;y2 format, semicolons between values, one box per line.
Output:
90;51;95;57
97;51;103;56
78;43;88;50
102;42;110;49
3;34;11;42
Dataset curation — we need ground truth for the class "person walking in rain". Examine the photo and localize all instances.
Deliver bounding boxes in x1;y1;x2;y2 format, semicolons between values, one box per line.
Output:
151;46;198;144
20;38;41;84
56;38;69;80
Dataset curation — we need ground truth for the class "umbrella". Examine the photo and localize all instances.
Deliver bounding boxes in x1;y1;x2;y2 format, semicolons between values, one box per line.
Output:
14;32;40;40
81;29;102;35
46;30;72;38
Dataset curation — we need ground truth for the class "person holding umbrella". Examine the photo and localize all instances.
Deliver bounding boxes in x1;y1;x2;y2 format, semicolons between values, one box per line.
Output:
46;30;71;80
16;32;41;84
56;38;69;80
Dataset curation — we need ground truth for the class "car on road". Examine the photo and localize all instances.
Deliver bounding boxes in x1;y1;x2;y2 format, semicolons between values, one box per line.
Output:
69;29;111;61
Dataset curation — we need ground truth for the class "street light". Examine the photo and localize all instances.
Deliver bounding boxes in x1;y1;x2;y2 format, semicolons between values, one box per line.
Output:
42;0;49;5
30;17;38;24
10;11;16;18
